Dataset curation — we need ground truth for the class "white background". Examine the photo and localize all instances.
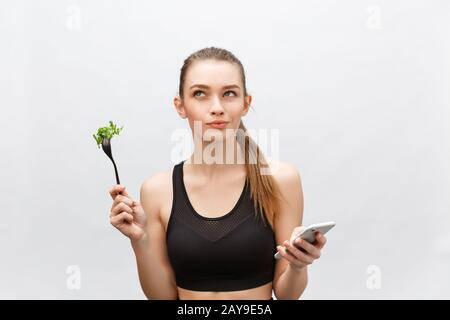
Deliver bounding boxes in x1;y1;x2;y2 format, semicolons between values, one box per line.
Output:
1;0;449;299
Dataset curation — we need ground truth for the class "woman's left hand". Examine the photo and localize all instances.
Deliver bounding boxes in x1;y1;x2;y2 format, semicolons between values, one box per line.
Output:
276;226;327;271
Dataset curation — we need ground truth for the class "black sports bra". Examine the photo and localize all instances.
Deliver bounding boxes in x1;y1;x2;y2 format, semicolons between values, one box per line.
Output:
166;160;277;292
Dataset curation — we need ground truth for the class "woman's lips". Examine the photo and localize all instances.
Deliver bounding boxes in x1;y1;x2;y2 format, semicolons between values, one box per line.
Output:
207;122;228;129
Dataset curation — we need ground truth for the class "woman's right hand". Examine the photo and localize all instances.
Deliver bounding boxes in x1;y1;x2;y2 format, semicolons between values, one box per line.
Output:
109;185;148;241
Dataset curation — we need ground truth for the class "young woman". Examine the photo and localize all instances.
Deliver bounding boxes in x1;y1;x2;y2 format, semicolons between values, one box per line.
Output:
108;47;327;300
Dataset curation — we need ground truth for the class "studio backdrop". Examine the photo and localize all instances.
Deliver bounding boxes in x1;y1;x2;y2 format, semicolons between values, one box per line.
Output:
0;0;449;299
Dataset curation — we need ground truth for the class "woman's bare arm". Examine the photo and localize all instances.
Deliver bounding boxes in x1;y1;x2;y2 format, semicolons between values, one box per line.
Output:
271;162;308;299
131;175;178;300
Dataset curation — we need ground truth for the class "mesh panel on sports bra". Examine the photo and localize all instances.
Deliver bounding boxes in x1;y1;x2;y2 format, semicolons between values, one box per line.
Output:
173;160;266;242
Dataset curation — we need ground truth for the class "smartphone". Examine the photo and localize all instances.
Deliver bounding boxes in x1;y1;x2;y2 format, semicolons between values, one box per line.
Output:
274;221;336;259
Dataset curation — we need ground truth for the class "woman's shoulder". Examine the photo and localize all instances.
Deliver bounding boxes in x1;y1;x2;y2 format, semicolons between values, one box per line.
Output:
266;159;303;206
268;160;304;227
139;166;174;214
267;159;301;184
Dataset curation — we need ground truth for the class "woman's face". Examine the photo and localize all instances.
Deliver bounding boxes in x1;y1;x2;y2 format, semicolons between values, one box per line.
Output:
174;59;251;143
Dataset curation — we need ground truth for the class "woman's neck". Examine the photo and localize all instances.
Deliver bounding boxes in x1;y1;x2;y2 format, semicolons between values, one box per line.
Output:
185;138;246;179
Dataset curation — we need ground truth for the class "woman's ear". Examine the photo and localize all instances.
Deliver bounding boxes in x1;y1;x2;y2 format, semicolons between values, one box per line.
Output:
242;95;252;117
174;96;187;119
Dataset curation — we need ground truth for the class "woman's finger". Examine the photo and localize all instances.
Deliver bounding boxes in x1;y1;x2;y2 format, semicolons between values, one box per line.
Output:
276;246;304;269
109;185;129;200
294;238;321;259
112;194;134;210
276;246;294;262
110;196;134;215
110;202;133;217
285;241;315;264
110;203;133;218
110;212;133;227
315;233;327;249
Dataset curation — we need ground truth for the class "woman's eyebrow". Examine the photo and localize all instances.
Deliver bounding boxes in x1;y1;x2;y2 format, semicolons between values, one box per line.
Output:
189;84;240;90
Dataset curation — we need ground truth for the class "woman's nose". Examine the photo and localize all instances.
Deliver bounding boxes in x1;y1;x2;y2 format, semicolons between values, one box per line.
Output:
210;98;225;115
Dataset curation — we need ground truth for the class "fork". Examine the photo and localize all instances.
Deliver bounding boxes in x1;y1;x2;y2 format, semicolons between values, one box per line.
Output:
101;137;120;185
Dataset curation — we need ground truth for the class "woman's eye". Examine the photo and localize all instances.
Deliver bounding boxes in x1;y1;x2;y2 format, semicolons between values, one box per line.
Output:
193;90;204;97
224;90;237;97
